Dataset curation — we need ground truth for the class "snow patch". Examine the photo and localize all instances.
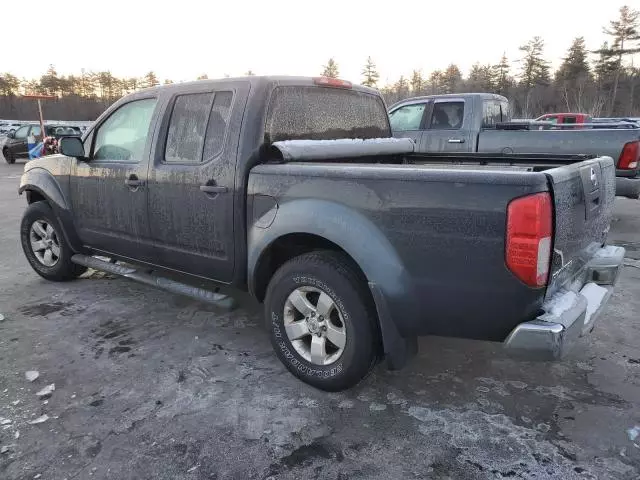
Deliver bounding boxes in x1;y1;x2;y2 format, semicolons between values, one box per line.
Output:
25;371;39;382
544;291;578;316
594;245;624;258
581;283;608;325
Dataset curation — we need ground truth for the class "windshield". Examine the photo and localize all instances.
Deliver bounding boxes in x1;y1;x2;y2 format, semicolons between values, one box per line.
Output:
266;86;390;143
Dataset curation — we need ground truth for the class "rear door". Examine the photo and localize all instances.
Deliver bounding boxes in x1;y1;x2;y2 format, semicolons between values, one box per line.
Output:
145;82;248;282
422;99;473;152
545;157;616;296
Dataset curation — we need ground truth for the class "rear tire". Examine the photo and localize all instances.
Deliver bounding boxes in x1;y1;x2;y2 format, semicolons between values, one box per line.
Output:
265;251;380;391
20;201;87;281
3;147;15;164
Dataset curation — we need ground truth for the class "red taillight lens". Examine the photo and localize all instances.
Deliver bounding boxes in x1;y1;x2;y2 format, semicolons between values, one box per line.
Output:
313;77;352;89
506;192;553;287
619;141;639;170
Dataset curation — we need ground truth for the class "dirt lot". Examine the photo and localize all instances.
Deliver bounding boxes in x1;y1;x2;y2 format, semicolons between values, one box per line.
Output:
1;158;640;480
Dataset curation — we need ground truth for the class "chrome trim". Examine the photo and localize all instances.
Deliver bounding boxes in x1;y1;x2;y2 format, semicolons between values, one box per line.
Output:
504;245;625;360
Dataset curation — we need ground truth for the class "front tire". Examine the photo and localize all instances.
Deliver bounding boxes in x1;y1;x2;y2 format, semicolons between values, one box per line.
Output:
3;147;15;164
20;201;87;281
265;251;380;391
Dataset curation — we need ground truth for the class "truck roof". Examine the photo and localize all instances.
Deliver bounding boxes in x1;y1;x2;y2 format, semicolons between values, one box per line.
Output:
388;92;507;110
135;75;380;96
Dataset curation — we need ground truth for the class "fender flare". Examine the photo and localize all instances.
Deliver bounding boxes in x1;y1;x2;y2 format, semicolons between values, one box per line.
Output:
19;168;68;211
248;198;419;369
19;168;83;252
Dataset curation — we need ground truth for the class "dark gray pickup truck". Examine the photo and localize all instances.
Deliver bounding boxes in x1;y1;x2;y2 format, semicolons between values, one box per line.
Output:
18;76;624;391
389;93;640;199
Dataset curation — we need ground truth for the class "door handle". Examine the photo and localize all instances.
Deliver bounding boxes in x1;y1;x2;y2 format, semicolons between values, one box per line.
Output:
200;185;228;194
448;138;465;144
125;175;144;188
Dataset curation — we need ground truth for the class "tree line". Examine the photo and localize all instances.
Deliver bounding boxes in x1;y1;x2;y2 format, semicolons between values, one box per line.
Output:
1;5;639;120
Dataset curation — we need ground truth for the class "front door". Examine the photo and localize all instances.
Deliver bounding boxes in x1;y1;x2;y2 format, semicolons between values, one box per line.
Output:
146;83;246;283
389;101;428;147
7;125;30;157
69;96;160;262
421;99;473;153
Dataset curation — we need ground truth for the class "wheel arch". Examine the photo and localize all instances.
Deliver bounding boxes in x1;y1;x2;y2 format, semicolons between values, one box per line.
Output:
248;199;418;369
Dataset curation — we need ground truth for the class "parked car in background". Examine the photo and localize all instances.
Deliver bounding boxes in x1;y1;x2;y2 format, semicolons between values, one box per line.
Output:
18;76;623;391
535;112;592;126
389;93;640;198
3;124;82;163
0;123;23;135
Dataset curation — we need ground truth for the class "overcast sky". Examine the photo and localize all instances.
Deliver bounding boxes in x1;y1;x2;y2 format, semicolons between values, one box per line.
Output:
5;0;638;84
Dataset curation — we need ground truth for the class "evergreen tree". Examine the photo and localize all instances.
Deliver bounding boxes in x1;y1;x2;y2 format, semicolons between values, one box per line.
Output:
429;70;443;94
410;69;424;93
556;37;593;111
493;53;512;95
596;5;640;114
321;58;339;78
556;37;591;82
593;41;618;85
394;75;409;98
197;74;209;80
519;37;551;88
143;71;159;88
245;70;255;76
361;57;380;87
468;63;495;92
163;79;174;85
39;64;61;96
0;73;20;95
442;64;462;93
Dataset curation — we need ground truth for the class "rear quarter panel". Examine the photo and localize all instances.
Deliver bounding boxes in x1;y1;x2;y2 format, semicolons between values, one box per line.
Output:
248;163;551;341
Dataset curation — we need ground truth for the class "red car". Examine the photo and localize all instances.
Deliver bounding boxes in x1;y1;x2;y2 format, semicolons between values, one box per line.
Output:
534;113;592;127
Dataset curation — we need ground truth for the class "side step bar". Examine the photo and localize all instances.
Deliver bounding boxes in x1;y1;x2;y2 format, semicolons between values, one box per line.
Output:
71;254;235;309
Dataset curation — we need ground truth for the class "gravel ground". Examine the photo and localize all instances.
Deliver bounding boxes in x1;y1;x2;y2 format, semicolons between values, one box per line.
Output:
1;158;639;480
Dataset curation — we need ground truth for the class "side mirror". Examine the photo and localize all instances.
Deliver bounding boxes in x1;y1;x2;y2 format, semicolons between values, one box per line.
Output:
59;136;86;159
7;131;15;139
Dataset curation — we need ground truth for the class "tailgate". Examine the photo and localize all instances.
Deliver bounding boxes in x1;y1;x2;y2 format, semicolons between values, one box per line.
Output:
545;156;616;297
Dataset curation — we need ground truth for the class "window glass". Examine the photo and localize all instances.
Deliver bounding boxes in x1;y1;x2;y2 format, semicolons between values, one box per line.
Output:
165;93;215;163
500;102;510;122
389;104;426;131
430;102;464;129
564;116;577;124
93;98;157;162
266;86;389;142
14;125;29;139
482;101;502;127
546;116;558;124
203;91;233;160
31;126;42;137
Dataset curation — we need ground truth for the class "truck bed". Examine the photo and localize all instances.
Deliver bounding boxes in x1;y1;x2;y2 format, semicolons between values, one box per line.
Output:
251;145;616;342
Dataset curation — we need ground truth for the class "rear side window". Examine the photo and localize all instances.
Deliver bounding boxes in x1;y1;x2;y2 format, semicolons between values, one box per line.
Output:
164;91;233;163
430;102;464;129
482;101;502;128
564;116;577;124
266;86;389;143
165;93;214;164
389;103;426;131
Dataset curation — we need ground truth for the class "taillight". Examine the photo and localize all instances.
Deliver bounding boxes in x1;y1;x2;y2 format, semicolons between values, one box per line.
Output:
313;77;352;89
506;192;553;287
619;141;639;170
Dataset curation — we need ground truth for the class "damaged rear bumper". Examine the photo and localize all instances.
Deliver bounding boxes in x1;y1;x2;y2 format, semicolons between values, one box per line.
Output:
503;245;625;360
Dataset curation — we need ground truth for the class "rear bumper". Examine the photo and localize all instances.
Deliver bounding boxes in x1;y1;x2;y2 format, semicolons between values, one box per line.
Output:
616;176;640;198
503;245;625;360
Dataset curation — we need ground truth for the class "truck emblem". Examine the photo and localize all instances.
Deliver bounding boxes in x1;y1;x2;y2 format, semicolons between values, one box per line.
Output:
590;168;598;187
